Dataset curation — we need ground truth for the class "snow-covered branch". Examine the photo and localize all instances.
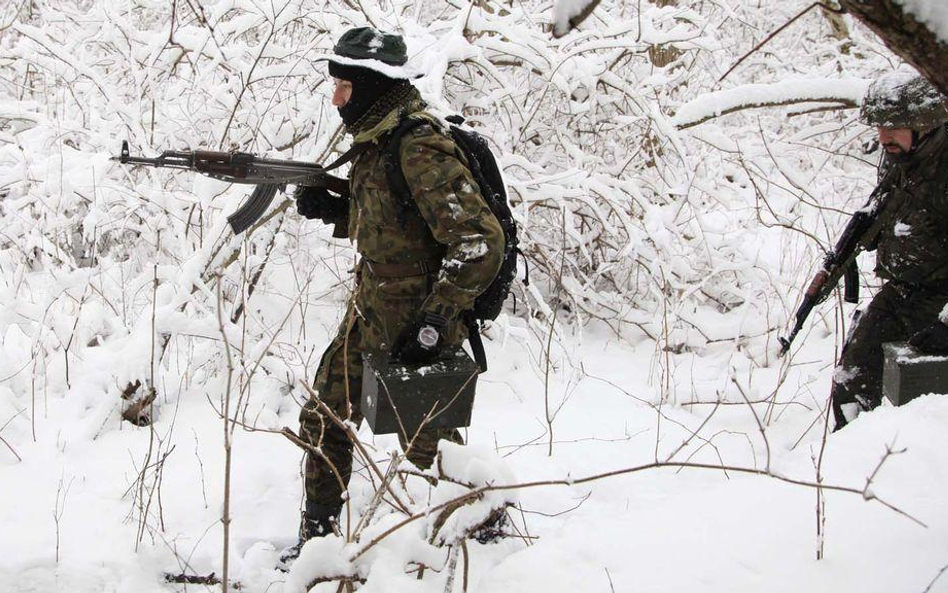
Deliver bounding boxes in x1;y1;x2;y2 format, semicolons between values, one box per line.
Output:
672;79;868;129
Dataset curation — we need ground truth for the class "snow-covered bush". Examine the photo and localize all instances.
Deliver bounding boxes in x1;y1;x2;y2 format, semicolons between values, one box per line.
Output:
0;0;899;410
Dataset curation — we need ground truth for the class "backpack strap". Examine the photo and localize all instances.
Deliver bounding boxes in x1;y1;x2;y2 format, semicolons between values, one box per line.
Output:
385;116;492;373
464;313;488;373
383;117;430;219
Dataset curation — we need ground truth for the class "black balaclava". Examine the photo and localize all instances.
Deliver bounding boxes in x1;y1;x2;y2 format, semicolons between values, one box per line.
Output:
329;61;400;126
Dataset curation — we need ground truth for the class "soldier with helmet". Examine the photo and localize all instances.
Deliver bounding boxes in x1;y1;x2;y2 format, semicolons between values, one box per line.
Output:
831;71;948;430
280;27;505;563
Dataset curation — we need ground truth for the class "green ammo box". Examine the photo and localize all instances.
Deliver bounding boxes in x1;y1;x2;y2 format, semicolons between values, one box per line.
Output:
361;349;480;436
882;342;948;406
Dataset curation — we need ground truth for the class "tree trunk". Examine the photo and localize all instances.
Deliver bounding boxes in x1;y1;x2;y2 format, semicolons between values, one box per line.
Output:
552;0;602;38
840;0;948;96
821;1;850;44
649;0;682;67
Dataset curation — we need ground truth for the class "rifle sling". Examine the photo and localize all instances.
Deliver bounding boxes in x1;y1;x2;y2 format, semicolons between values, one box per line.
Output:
823;167;906;300
323;141;371;172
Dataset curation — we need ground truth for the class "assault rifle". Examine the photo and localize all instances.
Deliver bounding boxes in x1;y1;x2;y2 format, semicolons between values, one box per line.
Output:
112;141;351;234
779;166;901;355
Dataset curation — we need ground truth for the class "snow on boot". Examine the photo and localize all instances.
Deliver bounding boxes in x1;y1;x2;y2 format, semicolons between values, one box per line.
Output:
277;502;341;570
469;506;512;544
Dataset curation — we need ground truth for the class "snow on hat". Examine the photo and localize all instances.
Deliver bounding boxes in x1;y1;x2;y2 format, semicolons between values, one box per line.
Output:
861;71;948;131
319;27;421;80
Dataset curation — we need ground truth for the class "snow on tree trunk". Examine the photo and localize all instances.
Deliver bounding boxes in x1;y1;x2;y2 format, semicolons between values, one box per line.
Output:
840;0;948;96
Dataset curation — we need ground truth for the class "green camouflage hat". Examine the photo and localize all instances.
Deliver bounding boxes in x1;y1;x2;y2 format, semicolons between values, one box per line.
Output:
323;27;419;79
860;72;948;130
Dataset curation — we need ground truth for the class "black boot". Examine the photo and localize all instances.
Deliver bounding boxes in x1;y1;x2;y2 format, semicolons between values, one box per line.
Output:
469;506;512;544
277;502;341;569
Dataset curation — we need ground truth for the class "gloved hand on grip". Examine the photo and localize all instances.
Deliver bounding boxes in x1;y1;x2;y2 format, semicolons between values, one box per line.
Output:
391;312;449;366
909;320;948;355
295;185;348;223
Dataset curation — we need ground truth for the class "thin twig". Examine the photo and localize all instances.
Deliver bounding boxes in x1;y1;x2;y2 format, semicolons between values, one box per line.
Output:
353;456;925;562
731;375;771;472
719;2;844;82
923;561;948;593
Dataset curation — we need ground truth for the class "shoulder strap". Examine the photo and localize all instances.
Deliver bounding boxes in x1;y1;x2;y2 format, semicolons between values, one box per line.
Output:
384;118;430;208
385;118;490;368
464;314;488;373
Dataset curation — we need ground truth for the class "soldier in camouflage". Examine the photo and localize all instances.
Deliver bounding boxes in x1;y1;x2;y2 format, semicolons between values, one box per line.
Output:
831;72;948;430
283;27;504;556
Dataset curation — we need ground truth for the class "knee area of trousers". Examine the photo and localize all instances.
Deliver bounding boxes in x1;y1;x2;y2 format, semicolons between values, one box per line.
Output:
832;365;861;386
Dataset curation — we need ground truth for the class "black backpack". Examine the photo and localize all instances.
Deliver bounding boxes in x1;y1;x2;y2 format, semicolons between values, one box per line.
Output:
384;114;525;371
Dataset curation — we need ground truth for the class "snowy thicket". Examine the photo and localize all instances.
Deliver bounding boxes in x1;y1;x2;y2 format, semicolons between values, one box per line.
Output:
0;0;897;403
2;1;947;592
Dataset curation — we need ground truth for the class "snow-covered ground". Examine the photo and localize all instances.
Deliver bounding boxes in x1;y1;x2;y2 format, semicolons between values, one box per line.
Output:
2;0;948;591
2;292;948;592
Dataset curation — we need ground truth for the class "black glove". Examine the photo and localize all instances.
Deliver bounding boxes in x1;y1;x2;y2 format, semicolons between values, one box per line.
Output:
909;320;948;355
391;312;449;366
295;185;348;222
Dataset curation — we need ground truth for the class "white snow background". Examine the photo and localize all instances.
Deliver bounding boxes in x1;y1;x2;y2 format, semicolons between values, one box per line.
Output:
1;1;947;592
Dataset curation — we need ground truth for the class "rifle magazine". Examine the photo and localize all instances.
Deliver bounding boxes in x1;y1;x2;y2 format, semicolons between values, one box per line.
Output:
227;184;279;234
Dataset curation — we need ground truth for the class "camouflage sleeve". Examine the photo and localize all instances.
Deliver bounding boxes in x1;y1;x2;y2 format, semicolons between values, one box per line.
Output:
399;123;505;320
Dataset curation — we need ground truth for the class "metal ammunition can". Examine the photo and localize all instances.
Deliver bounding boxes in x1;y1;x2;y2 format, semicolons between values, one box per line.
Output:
882;342;948;406
361;349;480;436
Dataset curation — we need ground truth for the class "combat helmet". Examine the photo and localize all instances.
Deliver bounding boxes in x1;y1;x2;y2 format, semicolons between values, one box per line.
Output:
860;72;948;131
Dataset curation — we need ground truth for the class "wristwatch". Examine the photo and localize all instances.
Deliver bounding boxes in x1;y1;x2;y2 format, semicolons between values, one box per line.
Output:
417;325;440;349
416;312;449;350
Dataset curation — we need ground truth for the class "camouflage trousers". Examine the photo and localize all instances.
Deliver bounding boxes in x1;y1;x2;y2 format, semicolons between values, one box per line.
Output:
299;309;462;508
831;281;948;429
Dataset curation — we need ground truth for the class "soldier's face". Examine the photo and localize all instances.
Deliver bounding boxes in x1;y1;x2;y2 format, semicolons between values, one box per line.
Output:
878;127;913;154
332;78;353;107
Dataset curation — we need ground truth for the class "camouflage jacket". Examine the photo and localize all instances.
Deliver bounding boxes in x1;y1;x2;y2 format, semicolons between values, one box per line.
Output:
333;84;504;346
875;126;948;285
